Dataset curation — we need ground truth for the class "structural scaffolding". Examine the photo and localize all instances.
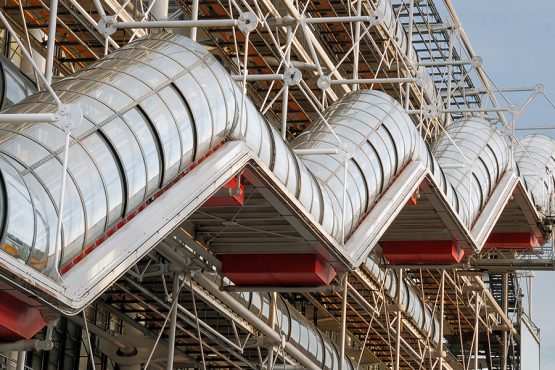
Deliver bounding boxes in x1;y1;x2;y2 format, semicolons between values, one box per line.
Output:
0;0;551;369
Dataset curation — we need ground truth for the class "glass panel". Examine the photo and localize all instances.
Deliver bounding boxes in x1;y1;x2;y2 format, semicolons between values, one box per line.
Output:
190;63;228;141
34;158;85;264
0;132;50;167
122;109;161;196
0;157;34;262
3;72;28;107
98;69;150;100
174;73;211;158
80;133;123;226
260;293;271;321
100;55;167;88
156;86;195;167
140;94;181;183
76;81;133;112
61;144;107;245
121;47;183;77
23;173;58;273
23;123;66;152
102;118;147;212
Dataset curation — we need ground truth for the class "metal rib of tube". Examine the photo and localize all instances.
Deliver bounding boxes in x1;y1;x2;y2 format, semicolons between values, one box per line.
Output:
0;33;519;275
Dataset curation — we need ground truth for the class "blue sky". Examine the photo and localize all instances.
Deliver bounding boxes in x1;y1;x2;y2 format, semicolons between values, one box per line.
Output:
453;0;555;367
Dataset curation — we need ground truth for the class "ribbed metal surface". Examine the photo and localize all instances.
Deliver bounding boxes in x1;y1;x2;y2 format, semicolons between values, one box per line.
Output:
432;117;510;225
292;90;423;239
0;33;518;276
515;134;555;213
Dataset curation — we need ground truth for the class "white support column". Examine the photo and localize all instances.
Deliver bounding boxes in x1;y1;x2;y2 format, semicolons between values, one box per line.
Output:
352;0;362;91
16;351;26;370
501;273;508;370
339;273;349;370
394;269;403;370
190;0;199;41
473;292;480;370
166;274;181;370
438;271;445;369
268;292;277;370
45;0;59;84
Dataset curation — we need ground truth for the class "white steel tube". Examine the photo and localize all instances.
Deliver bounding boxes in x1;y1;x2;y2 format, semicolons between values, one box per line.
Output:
304;15;376;24
50;125;71;280
417;59;474;67
352;0;362;91
339;274;348;370
115;19;238;29
330;77;418;85
166;274;180;370
0;113;58;123
44;0;59;84
91;0;106;17
16;352;26;370
232;74;285;81
282;25;293;140
190;0;199;41
394;269;403;370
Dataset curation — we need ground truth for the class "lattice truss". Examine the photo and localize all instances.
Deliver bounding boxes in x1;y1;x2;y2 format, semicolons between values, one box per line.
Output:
0;0;550;369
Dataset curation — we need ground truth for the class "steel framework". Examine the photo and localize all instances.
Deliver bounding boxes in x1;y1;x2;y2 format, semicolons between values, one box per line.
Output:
0;1;552;370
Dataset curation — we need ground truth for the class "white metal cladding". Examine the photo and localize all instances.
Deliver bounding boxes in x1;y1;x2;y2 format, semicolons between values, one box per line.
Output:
514;134;555;214
0;32;530;277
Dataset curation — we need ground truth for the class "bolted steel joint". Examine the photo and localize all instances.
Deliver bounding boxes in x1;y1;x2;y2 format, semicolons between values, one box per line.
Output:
534;83;545;94
423;104;438;119
414;70;425;87
237;12;258;33
470;56;483;68
284;67;302;86
98;15;117;37
317;75;332;90
369;10;384;26
56;103;84;130
507;103;519;115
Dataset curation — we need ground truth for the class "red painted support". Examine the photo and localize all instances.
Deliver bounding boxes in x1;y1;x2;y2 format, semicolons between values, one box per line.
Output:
484;233;538;250
0;291;45;339
405;190;419;206
203;177;244;207
381;240;464;264
221;253;337;286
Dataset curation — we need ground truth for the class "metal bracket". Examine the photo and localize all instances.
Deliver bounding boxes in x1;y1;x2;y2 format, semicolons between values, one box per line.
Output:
470;56;483;68
422;104;438;119
237;12;258;33
98;15;117;37
283;67;302;86
56;103;83;130
369;10;385;26
317;75;332;90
